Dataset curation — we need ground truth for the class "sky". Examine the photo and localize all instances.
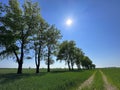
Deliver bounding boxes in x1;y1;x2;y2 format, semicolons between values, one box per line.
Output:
0;0;120;68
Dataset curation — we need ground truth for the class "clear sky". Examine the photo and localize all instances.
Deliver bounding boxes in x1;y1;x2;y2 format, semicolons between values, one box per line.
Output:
0;0;120;68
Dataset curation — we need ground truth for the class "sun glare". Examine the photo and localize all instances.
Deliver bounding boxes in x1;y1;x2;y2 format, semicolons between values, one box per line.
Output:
66;19;72;26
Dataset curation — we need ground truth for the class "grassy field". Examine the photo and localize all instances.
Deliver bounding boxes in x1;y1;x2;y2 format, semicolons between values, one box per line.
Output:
101;68;120;89
0;68;94;90
1;68;120;90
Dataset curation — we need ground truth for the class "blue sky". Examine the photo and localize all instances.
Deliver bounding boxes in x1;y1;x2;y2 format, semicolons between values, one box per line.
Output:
0;0;120;68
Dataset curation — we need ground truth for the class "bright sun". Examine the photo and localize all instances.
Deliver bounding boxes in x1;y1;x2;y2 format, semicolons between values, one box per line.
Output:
66;19;72;26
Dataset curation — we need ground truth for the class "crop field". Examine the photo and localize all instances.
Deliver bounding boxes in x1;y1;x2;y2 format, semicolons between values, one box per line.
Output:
0;68;94;90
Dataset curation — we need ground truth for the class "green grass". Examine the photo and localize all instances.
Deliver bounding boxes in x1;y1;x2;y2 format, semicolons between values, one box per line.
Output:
101;68;120;89
82;70;104;90
0;68;94;90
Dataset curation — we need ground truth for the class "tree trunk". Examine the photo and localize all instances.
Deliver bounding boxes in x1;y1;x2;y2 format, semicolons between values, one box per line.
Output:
36;65;39;73
70;59;74;70
71;65;73;70
17;36;24;74
47;47;50;72
71;63;74;70
77;64;81;70
47;58;50;72
36;43;41;73
67;61;71;71
17;62;22;74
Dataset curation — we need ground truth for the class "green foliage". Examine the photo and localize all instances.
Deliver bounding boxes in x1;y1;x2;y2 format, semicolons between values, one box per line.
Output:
0;0;44;74
81;56;92;69
57;40;94;70
57;40;77;70
45;25;62;72
74;47;84;70
0;0;95;74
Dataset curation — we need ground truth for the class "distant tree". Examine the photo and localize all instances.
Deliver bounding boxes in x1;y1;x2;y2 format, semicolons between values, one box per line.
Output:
81;56;92;69
68;41;76;70
90;64;96;69
57;40;70;70
45;25;62;72
74;47;84;70
57;40;77;70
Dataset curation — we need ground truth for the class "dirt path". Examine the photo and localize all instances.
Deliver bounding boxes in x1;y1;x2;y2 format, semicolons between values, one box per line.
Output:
100;70;118;90
77;72;96;90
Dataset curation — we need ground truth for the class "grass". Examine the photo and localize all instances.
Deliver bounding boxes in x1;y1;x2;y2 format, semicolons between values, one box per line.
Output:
0;68;94;90
81;70;104;90
101;68;120;89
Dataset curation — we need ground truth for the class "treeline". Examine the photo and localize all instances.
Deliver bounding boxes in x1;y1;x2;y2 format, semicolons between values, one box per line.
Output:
57;40;96;70
0;0;95;74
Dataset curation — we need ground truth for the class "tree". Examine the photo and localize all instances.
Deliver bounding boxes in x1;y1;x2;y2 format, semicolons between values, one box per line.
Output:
0;0;40;74
81;56;92;69
74;47;84;70
68;41;76;70
90;64;96;69
33;22;48;73
57;40;76;70
45;25;62;72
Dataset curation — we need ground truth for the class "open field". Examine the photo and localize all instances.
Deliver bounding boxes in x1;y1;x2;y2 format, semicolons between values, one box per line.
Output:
101;68;120;89
0;68;120;90
0;68;94;90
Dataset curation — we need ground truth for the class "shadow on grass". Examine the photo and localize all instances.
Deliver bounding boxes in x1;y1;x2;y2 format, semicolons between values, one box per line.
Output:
50;69;84;73
0;69;86;85
0;72;47;85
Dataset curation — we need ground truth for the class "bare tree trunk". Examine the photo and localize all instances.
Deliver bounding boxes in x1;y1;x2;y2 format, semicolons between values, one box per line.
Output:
36;65;39;73
47;46;50;72
17;31;24;74
67;60;71;71
70;59;74;70
17;61;22;74
35;42;41;73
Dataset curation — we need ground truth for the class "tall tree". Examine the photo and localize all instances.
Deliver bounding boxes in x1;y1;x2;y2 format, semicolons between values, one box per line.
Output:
33;22;48;73
57;40;70;70
0;0;41;74
45;25;62;72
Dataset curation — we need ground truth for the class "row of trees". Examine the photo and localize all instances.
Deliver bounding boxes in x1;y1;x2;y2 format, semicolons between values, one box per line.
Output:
0;0;95;74
57;40;95;70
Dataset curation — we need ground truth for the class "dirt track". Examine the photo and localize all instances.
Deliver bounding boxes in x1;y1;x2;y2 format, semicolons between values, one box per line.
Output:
77;72;95;90
100;70;118;90
77;70;118;90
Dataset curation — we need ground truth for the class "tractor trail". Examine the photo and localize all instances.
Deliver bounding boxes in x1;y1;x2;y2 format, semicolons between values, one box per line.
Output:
77;72;96;90
100;70;118;90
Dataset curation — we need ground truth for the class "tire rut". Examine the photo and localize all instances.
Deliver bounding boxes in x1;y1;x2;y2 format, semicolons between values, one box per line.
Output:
77;72;96;90
100;70;118;90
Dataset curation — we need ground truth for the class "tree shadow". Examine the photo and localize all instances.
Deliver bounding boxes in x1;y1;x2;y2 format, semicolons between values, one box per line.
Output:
0;72;47;85
50;69;84;73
